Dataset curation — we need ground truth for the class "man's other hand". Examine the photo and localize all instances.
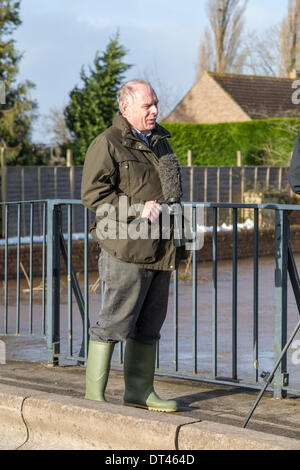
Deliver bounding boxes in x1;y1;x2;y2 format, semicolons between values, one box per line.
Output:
141;200;162;222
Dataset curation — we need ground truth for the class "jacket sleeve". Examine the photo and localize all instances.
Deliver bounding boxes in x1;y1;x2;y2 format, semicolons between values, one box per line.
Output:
289;131;300;194
81;134;119;212
81;134;135;223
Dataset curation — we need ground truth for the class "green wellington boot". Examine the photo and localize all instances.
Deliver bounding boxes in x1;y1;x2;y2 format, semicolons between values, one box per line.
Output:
123;338;178;412
85;340;115;402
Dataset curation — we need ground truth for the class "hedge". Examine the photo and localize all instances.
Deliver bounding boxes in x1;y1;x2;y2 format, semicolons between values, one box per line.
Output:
161;118;300;166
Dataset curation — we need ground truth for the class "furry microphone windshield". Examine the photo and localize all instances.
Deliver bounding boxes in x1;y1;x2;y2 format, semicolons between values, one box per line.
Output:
158;154;184;247
158;154;183;203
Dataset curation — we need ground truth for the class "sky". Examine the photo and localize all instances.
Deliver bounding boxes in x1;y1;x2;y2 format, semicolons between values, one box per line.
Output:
13;0;289;143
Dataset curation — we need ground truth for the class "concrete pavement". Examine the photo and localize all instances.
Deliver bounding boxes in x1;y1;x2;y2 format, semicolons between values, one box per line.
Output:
1;360;300;450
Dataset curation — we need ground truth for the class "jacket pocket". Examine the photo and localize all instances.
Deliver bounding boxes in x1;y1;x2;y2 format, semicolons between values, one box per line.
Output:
119;159;161;201
97;220;161;265
118;160;131;195
115;237;160;264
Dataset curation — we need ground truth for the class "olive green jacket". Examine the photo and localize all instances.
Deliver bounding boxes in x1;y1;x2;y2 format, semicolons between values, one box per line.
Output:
81;112;181;271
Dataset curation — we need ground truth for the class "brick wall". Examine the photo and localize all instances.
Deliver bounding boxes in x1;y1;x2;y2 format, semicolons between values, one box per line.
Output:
197;226;300;262
1;227;300;280
0;240;100;280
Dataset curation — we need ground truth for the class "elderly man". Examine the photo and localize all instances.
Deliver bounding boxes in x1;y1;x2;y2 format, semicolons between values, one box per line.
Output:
81;79;181;412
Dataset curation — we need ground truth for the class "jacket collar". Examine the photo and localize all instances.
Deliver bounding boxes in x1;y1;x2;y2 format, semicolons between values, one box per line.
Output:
112;112;171;148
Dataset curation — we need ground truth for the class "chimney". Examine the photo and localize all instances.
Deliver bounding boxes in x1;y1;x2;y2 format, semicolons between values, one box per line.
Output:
289;69;300;79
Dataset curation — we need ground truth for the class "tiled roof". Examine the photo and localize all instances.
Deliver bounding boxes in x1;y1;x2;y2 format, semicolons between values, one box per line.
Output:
208;71;300;119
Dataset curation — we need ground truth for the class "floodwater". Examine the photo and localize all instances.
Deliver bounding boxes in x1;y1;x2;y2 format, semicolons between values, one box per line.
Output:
2;255;300;388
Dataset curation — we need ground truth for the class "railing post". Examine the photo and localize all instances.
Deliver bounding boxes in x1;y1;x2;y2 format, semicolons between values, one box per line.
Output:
212;206;218;378
0;144;6;237
232;207;238;380
46;201;61;365
273;209;289;398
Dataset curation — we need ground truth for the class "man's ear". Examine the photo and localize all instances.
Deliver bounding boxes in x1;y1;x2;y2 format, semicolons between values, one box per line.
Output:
121;101;128;116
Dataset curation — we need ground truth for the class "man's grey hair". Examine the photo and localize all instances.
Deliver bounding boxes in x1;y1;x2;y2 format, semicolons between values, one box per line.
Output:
117;79;156;113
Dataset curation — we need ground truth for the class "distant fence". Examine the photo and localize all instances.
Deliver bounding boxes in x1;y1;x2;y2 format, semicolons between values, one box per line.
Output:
0;165;291;236
0;166;85;237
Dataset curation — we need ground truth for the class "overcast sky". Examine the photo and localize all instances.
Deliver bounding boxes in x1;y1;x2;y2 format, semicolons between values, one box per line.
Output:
14;0;289;143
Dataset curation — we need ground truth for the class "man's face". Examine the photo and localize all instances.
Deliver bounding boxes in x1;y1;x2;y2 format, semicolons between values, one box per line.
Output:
121;84;159;135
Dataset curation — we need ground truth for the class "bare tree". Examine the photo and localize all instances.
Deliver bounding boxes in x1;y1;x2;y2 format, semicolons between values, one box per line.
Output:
139;65;182;120
278;0;300;77
197;0;248;77
236;0;300;78
42;106;72;147
196;26;215;79
243;26;280;77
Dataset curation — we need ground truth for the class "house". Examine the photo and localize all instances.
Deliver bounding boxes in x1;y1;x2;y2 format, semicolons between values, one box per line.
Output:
164;70;300;124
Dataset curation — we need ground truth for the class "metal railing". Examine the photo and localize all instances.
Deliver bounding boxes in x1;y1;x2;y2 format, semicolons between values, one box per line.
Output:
1;199;300;398
0;200;48;337
0;200;91;364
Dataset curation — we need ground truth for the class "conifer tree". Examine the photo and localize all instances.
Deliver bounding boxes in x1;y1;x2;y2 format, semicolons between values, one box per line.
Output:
65;33;131;164
0;0;37;164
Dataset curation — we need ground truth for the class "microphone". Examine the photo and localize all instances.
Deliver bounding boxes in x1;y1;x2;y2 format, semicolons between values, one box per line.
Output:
158;154;184;247
158;154;183;204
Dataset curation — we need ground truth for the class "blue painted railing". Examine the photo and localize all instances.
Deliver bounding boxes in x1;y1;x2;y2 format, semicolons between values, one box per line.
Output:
1;199;300;399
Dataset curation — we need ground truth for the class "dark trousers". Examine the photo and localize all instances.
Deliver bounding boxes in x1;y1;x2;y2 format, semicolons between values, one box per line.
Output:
90;250;171;344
